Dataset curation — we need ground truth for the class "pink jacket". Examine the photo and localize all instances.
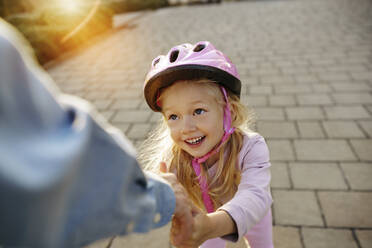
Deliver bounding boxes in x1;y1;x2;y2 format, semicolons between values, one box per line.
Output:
202;133;274;248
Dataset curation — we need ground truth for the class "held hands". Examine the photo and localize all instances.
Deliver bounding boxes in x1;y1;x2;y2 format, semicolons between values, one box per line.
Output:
159;162;212;248
172;209;213;248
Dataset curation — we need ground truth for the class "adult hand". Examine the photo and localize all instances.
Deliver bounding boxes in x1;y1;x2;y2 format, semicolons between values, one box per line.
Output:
171;210;212;248
159;162;200;247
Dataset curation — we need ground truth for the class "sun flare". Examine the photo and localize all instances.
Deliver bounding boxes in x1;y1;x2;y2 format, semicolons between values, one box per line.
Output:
63;0;79;13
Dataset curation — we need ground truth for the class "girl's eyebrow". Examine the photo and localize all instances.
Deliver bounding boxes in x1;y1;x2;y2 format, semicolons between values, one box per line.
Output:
163;100;207;112
162;107;173;113
190;100;209;106
191;100;204;104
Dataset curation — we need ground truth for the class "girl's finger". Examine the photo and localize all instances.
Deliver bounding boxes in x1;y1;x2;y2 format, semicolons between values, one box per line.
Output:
159;162;168;173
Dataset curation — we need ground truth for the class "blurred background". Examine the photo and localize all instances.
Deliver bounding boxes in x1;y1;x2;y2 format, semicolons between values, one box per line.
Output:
1;0;372;248
0;0;224;64
0;0;170;64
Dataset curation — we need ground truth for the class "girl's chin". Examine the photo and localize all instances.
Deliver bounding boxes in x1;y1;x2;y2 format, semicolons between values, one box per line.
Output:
185;148;209;159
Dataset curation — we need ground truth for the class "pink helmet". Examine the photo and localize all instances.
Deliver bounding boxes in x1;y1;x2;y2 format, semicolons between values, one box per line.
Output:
143;41;241;111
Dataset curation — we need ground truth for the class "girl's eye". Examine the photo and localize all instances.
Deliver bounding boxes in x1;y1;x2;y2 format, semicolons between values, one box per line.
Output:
168;114;178;120
194;108;205;115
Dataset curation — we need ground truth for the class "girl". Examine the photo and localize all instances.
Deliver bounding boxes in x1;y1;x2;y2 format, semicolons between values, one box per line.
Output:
140;41;273;248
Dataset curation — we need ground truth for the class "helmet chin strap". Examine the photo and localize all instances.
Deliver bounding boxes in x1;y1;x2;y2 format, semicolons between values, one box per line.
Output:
191;86;235;213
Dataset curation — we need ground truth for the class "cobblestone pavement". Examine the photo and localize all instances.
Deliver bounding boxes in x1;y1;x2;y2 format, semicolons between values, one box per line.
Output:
46;0;372;247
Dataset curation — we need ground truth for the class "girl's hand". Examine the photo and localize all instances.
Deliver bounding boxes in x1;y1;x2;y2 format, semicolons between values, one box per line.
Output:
172;210;238;248
171;210;213;248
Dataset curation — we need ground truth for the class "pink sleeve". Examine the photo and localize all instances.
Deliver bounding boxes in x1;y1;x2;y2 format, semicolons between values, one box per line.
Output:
218;133;273;242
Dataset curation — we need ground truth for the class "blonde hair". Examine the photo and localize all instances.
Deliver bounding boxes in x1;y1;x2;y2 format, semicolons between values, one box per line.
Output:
139;79;255;211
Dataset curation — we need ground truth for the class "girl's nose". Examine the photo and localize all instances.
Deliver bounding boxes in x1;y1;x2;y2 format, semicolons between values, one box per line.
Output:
181;116;196;134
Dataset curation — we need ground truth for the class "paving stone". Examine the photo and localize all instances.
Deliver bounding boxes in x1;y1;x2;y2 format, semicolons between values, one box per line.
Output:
111;89;142;99
294;140;357;161
251;68;281;76
302;228;358;248
100;83;128;91
244;76;260;85
343;55;370;65
272;190;323;226
133;139;145;149
110;99;142;110
322;121;365;138
114;123;131;134
266;140;295;161
332;93;372;104
341;163;372;190
286;107;325;120
317;72;352;82
92;99;113;111
260;76;295;85
281;66;309;75
289;163;347;190
99;110;116;122
127;123;152;139
273;59;294;68
330;82;371;92
60;84;86;94
324;106;370;120
139;100;152;110
351;71;372;80
274;85;312;94
310;58;336;66
356;230;372;248
271;162;291;189
111;224;171;248
350;139;372;160
311;84;332;93
309;68;331;75
269;95;296;106
328;64;368;73
249;85;273;95
358;120;372;137
254;107;285;120
296;94;333;106
318;191;372;228
367;105;372;114
241;95;268;107
294;74;318;84
84;90;112;101
273;226;302;248
297;121;325;138
257;121;298;138
83;237;112;248
112;110;151;123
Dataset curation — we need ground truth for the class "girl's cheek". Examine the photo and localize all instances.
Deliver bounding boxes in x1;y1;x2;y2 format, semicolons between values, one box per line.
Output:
169;131;179;143
168;125;180;137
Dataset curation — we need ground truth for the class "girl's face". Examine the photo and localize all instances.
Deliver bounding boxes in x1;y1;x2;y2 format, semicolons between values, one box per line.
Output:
161;81;225;159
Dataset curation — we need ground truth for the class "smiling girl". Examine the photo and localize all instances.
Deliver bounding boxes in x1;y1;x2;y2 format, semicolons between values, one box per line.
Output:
140;41;273;248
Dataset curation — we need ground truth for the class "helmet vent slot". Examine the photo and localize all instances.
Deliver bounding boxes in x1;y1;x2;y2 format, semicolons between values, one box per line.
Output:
153;58;160;67
169;50;179;63
193;44;206;52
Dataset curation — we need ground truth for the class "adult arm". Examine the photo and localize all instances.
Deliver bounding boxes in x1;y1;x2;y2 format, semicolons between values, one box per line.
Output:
0;19;175;248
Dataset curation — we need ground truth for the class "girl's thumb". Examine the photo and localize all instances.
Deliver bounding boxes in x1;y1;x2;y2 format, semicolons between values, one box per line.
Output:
159;162;168;173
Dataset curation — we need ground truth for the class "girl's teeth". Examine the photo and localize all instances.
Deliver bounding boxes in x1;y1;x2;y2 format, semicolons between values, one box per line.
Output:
186;136;203;144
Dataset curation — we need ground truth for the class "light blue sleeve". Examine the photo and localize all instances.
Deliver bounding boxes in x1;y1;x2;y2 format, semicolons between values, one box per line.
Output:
0;19;175;248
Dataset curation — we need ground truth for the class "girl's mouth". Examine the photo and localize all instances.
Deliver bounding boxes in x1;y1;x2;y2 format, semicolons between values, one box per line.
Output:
184;136;206;146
